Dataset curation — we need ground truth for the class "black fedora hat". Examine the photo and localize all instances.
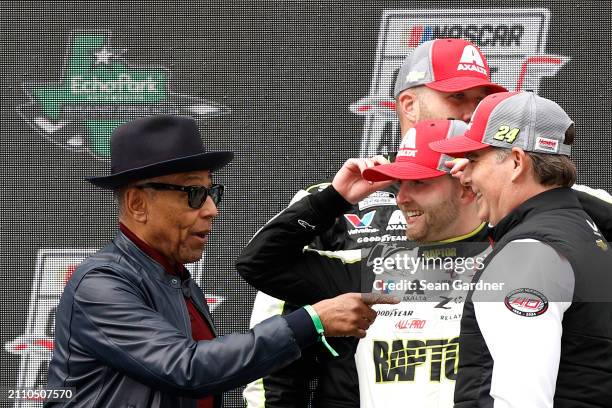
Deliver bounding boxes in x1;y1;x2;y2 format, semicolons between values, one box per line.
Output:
86;115;234;189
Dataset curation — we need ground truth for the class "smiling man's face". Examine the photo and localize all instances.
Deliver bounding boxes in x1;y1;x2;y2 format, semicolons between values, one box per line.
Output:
396;175;464;242
462;148;514;225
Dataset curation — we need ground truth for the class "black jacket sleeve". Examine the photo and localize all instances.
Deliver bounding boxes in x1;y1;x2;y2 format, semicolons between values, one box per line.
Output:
236;186;363;305
301;182;351;251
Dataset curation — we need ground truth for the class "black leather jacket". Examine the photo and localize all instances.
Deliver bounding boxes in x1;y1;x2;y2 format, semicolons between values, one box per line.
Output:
46;231;316;408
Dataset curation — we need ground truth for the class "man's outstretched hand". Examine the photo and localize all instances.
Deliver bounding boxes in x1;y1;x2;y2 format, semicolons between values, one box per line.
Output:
332;156;394;204
312;293;400;338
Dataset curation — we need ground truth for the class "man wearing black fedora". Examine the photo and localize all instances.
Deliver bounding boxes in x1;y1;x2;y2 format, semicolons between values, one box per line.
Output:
45;115;397;408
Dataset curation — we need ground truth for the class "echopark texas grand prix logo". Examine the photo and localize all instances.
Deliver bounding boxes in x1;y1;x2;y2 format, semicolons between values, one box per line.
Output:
8;31;229;407
17;30;228;160
4;250;224;408
352;8;570;157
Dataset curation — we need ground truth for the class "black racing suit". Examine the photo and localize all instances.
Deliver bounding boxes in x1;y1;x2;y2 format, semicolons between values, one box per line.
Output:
242;181;404;408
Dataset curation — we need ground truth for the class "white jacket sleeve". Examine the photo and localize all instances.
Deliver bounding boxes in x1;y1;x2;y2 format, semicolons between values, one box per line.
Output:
473;239;574;408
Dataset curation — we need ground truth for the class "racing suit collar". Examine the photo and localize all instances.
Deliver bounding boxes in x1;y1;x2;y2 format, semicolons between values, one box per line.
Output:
439;222;488;243
412;222;492;260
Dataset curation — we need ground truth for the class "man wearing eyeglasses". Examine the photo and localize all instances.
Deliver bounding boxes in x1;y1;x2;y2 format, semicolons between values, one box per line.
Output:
46;115;398;408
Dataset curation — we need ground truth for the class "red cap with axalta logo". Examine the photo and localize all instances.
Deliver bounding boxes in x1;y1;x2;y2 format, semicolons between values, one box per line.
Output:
362;119;468;181
394;38;508;98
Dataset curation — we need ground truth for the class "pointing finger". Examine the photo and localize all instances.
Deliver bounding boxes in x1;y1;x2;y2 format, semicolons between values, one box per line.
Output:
361;293;401;305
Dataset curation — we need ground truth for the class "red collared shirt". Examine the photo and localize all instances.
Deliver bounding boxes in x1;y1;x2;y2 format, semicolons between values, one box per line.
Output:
120;223;215;408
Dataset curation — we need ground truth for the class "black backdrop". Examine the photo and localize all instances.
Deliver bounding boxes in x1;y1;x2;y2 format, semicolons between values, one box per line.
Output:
1;1;610;407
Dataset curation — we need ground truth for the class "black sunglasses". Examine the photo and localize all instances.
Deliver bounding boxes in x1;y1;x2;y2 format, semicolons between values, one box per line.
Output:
135;182;224;209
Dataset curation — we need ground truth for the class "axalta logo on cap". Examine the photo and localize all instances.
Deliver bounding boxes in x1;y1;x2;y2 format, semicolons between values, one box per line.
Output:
535;136;559;153
396;128;418;158
457;45;487;75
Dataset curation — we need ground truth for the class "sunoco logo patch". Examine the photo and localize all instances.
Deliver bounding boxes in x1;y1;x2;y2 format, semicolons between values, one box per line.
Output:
358;191;396;211
352;8;570;157
504;288;549;317
17;30;228;160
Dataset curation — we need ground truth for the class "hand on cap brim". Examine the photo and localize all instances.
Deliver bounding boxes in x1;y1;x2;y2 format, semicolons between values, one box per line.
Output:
332;156;393;204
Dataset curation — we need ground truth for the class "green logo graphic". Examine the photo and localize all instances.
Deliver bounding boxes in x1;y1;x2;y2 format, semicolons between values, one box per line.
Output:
18;30;228;159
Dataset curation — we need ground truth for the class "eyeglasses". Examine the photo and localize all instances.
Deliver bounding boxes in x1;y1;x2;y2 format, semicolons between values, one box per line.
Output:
135;182;224;209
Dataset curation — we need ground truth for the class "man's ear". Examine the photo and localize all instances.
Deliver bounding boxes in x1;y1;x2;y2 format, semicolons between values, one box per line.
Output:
458;183;477;203
509;147;530;182
124;187;148;223
396;90;419;126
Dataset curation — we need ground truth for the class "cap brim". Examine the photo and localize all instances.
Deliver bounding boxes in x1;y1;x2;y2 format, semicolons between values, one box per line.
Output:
426;77;507;93
362;162;446;182
86;151;234;189
428;135;490;157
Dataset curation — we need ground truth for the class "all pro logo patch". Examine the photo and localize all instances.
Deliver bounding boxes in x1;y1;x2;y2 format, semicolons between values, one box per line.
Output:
504;288;548;317
358;191;396;211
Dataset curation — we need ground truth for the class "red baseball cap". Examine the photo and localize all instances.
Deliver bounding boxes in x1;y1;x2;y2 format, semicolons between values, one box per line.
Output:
362;120;468;181
394;38;508;98
428;92;574;157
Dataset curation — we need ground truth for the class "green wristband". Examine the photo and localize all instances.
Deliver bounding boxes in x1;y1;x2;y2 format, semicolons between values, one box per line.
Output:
303;305;339;357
